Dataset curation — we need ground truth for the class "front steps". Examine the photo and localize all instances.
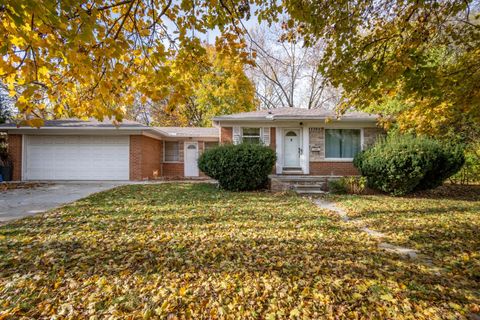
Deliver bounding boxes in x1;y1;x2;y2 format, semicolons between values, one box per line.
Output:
269;175;341;194
293;184;327;194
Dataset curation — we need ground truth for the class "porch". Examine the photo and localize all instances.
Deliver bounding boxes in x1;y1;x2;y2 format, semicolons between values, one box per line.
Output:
269;174;343;194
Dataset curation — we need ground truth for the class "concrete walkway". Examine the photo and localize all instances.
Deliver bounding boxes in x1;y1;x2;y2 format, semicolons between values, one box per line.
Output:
313;198;434;265
0;182;126;223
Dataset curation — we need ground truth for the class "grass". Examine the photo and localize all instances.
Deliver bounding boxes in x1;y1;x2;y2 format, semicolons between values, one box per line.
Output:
0;183;478;319
329;185;480;284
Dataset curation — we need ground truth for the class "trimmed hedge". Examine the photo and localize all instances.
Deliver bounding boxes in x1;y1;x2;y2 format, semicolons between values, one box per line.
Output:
354;135;465;196
198;143;276;191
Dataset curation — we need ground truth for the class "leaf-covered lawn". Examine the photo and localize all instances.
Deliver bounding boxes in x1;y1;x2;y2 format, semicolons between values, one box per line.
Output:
0;184;478;319
330;186;480;284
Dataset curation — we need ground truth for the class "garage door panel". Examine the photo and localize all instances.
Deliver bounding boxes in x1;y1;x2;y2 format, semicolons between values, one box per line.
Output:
25;135;130;180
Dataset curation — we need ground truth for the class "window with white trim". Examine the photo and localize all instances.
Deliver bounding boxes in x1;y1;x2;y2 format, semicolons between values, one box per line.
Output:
242;128;261;144
325;129;361;159
164;141;180;162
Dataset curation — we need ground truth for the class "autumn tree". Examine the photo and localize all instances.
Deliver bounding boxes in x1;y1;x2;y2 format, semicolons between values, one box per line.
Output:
281;0;480;141
1;0;479;139
0;0;256;125
247;23;339;110
124;45;255;127
159;45;256;126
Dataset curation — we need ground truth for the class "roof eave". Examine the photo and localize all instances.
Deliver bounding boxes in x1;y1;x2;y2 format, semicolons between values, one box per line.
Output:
0;126;149;130
213;116;378;122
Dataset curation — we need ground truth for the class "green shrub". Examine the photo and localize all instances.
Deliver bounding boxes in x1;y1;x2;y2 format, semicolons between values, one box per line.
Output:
354;135;465;196
328;179;347;194
198;143;276;191
328;176;367;194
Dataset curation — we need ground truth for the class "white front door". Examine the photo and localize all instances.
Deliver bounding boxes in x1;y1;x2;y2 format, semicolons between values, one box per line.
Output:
284;129;301;167
184;142;199;177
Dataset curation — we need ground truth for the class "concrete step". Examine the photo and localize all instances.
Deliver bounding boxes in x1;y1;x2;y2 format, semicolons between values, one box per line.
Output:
295;189;327;194
293;184;325;189
269;175;340;193
282;171;304;175
292;183;327;195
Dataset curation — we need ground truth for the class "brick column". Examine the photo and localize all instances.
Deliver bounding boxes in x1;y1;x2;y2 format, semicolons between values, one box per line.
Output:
129;135;142;180
220;127;232;144
270;127;276;151
7;134;22;181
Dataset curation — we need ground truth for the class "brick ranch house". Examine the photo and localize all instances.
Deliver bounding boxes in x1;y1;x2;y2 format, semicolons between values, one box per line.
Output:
1;108;383;182
213;108;383;176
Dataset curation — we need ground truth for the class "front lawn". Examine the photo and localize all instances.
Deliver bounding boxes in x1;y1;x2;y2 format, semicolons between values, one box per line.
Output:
330;185;480;289
0;183;478;319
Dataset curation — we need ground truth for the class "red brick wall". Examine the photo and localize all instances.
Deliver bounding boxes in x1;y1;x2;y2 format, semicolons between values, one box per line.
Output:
7;134;22;181
220;127;232;144
270;128;276;174
129;136;143;180
309;162;359;176
162;163;184;177
141;137;162;179
130;135;162;180
270;127;276;151
162;140;215;178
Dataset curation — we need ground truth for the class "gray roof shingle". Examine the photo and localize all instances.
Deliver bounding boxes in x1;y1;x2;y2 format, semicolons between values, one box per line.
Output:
0;118;148;128
213;107;378;121
0;119;219;139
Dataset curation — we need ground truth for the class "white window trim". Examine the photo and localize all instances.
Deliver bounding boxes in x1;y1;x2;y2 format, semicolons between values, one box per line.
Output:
241;127;262;143
240;126;262;143
163;140;182;163
324;128;364;162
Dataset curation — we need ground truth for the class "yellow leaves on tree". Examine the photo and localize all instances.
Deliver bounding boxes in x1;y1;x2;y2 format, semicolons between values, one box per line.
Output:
154;45;256;127
0;0;258;124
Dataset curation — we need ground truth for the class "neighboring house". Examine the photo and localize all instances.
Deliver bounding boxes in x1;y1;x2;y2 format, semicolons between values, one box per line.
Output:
0;120;218;181
212;108;384;176
1;108;383;182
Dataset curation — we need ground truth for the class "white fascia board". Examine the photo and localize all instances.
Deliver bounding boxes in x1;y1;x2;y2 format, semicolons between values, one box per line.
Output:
161;136;219;142
214;116;378;122
1;128;148;135
215;120;378;128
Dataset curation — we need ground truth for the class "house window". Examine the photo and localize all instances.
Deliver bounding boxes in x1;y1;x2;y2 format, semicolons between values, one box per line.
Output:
242;128;261;144
164;141;180;162
204;142;219;151
325;129;361;159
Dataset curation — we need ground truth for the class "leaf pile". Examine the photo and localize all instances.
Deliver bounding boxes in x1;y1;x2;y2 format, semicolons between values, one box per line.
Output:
0;183;478;319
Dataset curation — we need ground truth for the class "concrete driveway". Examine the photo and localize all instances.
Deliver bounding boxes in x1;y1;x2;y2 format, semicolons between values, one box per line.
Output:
0;182;126;223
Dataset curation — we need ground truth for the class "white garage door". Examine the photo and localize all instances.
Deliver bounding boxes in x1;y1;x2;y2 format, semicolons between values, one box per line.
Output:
24;135;130;180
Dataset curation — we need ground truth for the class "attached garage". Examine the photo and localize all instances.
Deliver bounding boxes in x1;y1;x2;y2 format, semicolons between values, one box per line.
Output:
1;118;219;181
23;135;130;181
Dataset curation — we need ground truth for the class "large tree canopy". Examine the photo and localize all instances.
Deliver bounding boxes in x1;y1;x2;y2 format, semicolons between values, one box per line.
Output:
1;0;479;139
0;0;259;125
282;0;479;141
126;45;256;126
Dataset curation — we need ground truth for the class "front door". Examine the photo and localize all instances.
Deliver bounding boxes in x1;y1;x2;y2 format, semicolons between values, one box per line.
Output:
284;129;301;167
184;142;199;177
